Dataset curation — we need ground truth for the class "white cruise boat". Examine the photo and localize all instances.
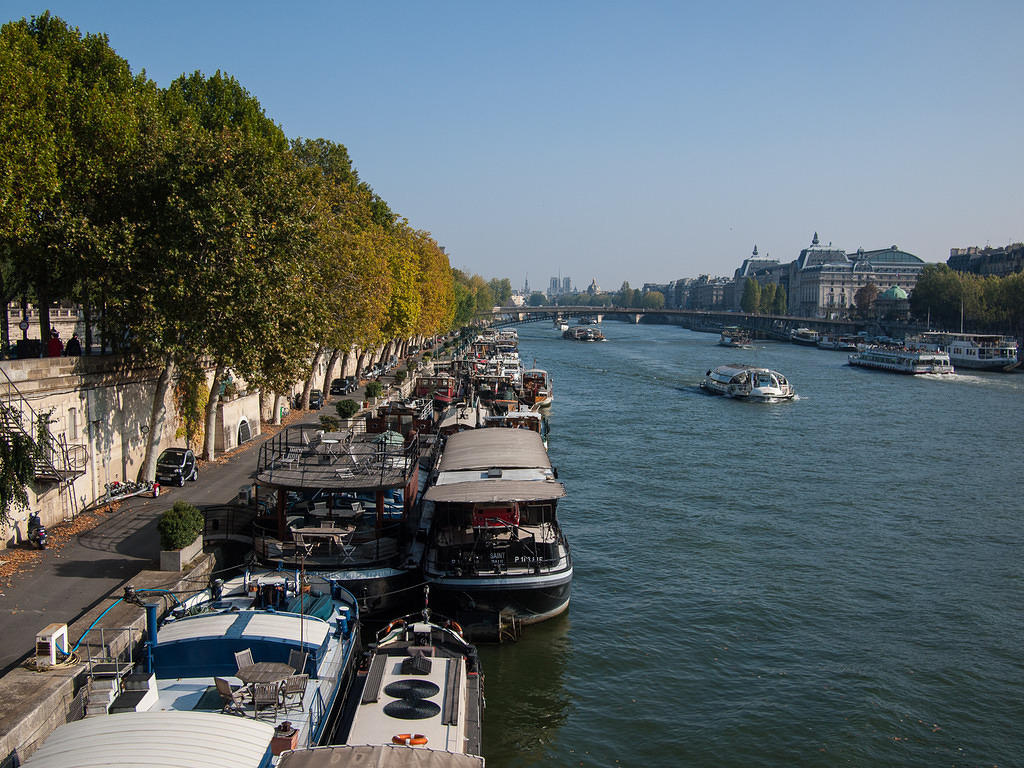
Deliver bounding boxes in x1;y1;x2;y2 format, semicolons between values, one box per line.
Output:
913;332;1019;371
848;345;954;375
700;364;795;403
719;326;753;349
790;327;821;345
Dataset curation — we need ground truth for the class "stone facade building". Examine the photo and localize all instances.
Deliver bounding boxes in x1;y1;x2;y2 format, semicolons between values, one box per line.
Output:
948;243;1024;277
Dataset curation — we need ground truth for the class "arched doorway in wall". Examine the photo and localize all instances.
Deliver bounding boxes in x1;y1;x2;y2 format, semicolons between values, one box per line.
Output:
238;418;251;445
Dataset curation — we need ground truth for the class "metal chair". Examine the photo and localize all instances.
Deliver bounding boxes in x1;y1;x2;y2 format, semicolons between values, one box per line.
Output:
214;677;248;715
281;674;308;712
252;681;283;721
287;649;308;675
234;648;254;671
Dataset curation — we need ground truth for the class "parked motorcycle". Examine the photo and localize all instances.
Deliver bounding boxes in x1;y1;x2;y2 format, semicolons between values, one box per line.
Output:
27;513;47;549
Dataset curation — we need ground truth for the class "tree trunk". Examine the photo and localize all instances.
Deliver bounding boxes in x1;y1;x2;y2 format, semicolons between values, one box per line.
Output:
138;354;176;482
37;289;51;344
202;360;227;461
300;345;323;409
258;389;267;422
322;348;342;397
83;299;92;355
339;349;352;378
273;393;284;425
355;349;367;378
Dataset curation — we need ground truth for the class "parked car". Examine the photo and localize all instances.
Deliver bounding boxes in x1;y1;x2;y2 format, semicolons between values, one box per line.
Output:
330;378;345;395
309;389;324;409
342;376;357;394
155;448;198;487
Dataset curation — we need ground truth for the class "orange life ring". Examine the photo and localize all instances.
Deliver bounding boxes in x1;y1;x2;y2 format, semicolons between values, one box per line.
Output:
392;733;428;746
384;619;406;635
446;620;464;637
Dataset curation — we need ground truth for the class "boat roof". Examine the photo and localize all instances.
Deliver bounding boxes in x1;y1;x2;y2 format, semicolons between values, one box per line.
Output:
438;429;550;472
424;478;565;503
22;711;275;768
709;364;782;376
156;609;330;648
279;745;484;768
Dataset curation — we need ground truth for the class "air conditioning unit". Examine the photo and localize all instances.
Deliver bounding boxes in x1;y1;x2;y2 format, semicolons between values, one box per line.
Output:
238;485;254;504
36;623;69;667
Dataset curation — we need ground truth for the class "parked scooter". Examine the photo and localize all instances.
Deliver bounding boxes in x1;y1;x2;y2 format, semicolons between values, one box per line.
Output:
27;513;47;549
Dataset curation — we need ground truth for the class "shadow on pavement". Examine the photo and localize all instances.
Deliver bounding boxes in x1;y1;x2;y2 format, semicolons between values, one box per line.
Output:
53;557;152;579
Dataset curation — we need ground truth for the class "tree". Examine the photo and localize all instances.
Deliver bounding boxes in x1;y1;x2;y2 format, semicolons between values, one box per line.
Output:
642;291;665;310
527;291;546;306
854;282;880;317
759;282;777;314
772;283;787;315
741;278;761;313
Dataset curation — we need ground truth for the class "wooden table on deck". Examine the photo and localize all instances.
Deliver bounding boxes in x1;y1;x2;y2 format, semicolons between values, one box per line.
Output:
236;662;296;686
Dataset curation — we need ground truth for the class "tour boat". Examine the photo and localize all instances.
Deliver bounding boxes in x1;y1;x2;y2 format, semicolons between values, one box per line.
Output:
521;368;553;409
327;604;484;760
719;326;753;349
817;335;859;351
417;429;572;639
563;326;605;341
790;327;821;345
700;364;795;403
912;332;1019;371
847;345;954;375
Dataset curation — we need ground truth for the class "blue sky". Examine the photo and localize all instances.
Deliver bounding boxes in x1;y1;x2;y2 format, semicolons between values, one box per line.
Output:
8;1;1023;290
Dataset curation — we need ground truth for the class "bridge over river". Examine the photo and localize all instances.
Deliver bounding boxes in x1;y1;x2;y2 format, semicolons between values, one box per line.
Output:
480;305;915;340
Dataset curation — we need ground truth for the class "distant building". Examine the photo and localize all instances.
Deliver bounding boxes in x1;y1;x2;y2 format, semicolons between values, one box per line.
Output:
729;233;926;318
586;278;601;295
690;274;731;310
728;245;780;310
948;243;1024;277
548;277;559;296
562;277;572;294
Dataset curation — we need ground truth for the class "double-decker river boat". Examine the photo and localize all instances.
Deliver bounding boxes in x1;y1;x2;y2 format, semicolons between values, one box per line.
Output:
848;345;954;375
912;332;1020;371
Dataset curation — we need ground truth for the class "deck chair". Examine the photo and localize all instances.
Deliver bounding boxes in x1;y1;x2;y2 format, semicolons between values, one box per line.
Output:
215;677;248;715
252;681;283;721
287;649;308;675
234;648;254;671
281;674;309;712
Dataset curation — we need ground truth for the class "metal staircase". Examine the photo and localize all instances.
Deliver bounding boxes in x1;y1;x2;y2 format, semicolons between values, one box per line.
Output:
0;365;87;520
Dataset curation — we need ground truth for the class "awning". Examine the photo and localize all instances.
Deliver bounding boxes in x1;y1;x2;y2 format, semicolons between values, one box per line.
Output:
424;478;565;503
437;429;550;471
279;745;484;768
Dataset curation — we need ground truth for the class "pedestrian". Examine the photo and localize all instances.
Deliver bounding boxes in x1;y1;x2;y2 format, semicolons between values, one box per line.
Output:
46;330;63;357
64;332;82;356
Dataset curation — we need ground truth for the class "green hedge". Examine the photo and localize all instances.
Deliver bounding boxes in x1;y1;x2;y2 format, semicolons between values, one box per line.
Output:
336;399;359;418
157;501;204;550
364;382;383;399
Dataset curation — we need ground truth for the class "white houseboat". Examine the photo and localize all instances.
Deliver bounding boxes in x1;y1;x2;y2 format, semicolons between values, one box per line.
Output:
790;327;821;345
848;346;954;375
700;364;795;403
719;326;753;349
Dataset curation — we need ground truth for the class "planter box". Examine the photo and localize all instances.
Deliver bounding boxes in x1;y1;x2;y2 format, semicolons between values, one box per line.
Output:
160;536;202;571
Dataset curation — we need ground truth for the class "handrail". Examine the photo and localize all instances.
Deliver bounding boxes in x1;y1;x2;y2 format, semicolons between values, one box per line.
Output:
0;365;79;482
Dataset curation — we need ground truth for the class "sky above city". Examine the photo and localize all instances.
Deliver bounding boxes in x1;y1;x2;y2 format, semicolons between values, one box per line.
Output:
7;1;1023;290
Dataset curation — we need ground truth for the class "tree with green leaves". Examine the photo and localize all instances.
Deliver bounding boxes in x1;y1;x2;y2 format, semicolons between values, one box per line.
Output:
772;283;787;315
642;291;665;310
854;282;879;318
759;282;777;314
741;278;761;313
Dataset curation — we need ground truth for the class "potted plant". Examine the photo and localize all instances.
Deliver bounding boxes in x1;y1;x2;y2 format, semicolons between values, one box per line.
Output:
364;381;383;404
336;399;359;419
157;501;204;571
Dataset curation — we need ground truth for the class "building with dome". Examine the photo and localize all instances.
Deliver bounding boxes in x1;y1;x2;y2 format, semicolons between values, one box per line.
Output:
874;284;911;320
734;233;927;319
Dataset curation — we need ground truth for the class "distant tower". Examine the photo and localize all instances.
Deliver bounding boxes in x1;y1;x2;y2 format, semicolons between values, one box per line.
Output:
562;276;571;294
812;231;820;246
752;245;758;256
549;277;559;296
524;275;530;295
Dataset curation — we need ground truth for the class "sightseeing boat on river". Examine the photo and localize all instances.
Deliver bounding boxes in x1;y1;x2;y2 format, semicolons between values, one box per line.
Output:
817;334;859;351
700;364;795;403
790;327;821;346
416;429;572;640
719;326;753;349
326;602;484;760
847;345;954;375
911;331;1020;371
563;326;605;341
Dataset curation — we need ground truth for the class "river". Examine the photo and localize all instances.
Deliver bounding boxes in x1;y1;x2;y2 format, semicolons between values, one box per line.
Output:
478;320;1024;767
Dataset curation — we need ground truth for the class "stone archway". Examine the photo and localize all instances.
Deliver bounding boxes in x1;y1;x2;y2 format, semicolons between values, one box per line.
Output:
237;418;251;445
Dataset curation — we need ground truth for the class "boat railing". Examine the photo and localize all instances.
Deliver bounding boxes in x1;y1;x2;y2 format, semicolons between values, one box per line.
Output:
306;680;328;746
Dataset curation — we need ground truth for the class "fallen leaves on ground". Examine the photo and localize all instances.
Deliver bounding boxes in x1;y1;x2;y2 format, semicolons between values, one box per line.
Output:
0;502;120;587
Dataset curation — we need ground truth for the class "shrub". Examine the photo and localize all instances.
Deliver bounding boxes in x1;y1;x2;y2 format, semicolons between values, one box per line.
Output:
336;399;360;418
319;415;341;432
157;501;204;550
364;382;383;399
393;370;407;384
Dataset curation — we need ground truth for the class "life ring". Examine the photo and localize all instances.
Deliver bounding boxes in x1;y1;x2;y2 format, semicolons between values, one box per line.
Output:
445;620;464;637
383;619;406;635
392;733;428;746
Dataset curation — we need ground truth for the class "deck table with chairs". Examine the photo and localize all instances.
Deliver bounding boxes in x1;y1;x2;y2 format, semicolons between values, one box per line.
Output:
216;648;310;721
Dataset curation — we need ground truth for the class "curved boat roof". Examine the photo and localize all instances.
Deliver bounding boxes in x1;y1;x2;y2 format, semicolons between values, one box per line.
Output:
156;609;330;648
424;478;566;503
279;745;484;768
438;429;550;472
709;364;783;376
22;711;275;768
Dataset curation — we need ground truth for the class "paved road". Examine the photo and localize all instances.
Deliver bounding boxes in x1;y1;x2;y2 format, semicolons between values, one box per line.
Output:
0;372;400;675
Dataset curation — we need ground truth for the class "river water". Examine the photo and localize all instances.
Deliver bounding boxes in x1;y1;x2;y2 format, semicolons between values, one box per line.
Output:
478;320;1024;767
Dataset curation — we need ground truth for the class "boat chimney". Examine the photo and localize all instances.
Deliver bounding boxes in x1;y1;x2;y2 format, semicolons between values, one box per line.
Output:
144;602;159;675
